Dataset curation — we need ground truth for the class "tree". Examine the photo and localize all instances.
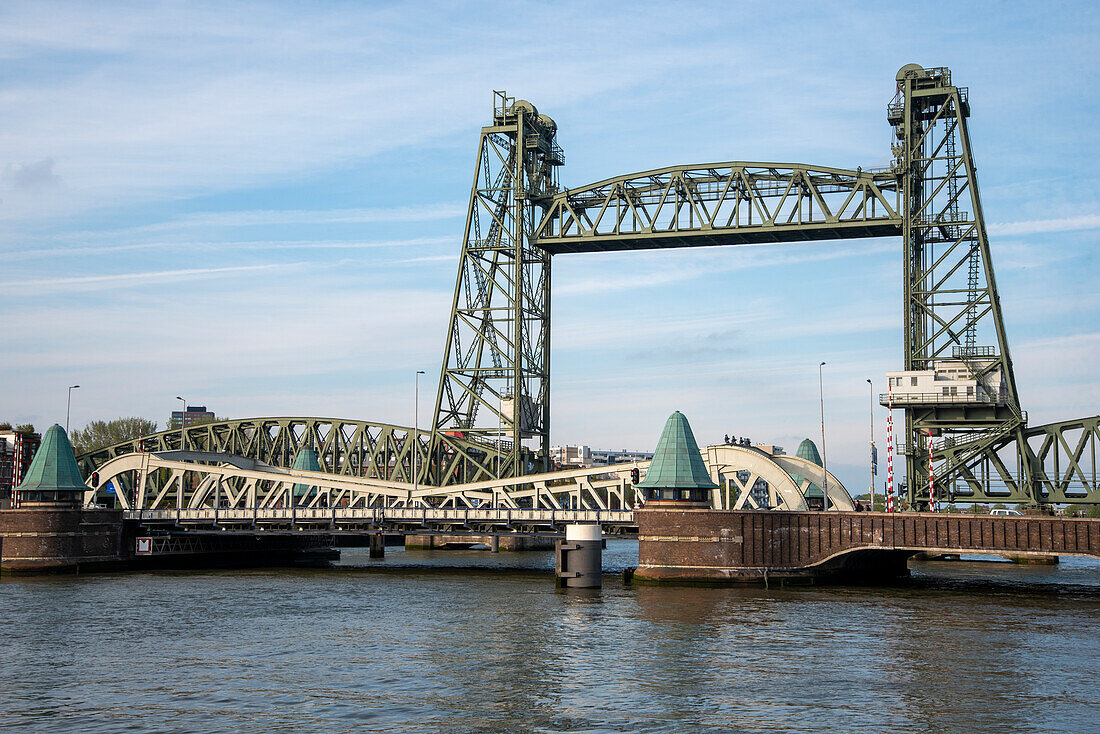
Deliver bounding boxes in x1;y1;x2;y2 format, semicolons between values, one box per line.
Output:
0;422;11;430
1086;504;1100;519
71;417;157;456
15;424;35;435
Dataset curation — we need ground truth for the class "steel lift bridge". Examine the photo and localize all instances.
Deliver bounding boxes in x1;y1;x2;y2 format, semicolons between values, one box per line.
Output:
81;64;1098;521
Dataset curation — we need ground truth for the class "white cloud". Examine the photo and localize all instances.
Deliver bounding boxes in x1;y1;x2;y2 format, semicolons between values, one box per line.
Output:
988;214;1100;236
0;263;299;292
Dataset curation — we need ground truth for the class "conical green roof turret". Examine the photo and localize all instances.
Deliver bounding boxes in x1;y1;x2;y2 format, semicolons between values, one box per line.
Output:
15;424;87;504
790;438;823;498
637;411;718;490
292;447;321;498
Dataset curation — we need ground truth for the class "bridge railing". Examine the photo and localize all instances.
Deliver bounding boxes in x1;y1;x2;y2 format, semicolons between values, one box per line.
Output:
124;507;636;527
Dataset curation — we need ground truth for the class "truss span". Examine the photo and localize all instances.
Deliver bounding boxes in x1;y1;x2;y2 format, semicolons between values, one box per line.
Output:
534;162;902;254
77;417;504;488
83;442;853;515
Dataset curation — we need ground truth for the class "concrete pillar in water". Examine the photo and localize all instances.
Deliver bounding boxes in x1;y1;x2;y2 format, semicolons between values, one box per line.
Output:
490;535;500;553
369;532;385;558
555;524;602;588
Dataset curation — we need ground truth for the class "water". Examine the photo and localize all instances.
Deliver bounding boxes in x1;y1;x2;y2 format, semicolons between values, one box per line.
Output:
3;542;1099;733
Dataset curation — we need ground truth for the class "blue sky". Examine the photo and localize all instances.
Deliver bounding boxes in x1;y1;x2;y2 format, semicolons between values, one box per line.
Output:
1;1;1098;493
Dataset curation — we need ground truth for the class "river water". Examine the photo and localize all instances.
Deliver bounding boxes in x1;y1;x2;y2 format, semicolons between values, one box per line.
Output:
3;542;1099;733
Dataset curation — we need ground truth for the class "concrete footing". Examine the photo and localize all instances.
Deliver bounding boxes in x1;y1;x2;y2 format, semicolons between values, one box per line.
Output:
0;504;126;574
1;505;341;574
404;534;555;551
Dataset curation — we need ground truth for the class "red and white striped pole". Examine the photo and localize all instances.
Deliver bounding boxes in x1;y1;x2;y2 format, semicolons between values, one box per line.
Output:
886;385;895;513
928;432;937;512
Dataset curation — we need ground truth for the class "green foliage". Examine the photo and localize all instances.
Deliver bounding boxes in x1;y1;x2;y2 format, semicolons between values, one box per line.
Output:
968;503;989;514
1086;504;1100;519
992;503;1006;510
15;423;36;434
71;417;158;456
0;422;11;430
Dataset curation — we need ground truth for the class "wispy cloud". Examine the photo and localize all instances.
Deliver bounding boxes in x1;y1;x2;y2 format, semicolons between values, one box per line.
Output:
555;240;894;296
988;214;1100;236
158;204;466;229
0;236;454;262
0;263;300;292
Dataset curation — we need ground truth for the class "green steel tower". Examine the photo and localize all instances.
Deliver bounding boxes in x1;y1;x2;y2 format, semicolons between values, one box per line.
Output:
432;93;564;479
888;65;1026;508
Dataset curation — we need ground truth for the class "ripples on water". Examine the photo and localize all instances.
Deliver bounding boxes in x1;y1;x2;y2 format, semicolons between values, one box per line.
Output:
3;542;1099;733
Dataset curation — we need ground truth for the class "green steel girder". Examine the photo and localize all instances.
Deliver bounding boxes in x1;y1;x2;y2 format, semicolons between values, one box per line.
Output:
77;417;504;488
935;415;1100;504
534;163;901;254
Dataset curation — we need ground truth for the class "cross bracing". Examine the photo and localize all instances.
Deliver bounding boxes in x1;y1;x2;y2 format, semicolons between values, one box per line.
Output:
535;163;901;254
77;417;506;489
83;445;853;514
77;66;1099;507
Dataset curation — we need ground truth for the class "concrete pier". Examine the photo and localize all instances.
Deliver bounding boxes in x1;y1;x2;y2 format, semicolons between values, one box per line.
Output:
634;507;1100;585
404;533;555;551
0;505;126;573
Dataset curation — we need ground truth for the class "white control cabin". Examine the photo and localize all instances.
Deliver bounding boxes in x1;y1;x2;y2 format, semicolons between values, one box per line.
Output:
883;359;1007;405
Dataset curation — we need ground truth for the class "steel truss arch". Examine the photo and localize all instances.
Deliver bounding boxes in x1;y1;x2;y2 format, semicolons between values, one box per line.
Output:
82;443;853;515
534;161;901;254
77;416;503;489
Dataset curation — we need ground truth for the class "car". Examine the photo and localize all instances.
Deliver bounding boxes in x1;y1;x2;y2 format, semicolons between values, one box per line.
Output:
990;508;1022;516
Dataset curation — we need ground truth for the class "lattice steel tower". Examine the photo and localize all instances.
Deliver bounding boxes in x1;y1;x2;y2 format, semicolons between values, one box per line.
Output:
888;64;1027;508
432;93;563;478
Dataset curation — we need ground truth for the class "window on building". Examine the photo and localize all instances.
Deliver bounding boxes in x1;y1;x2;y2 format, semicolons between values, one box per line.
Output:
942;386;950;396
967;386;974;396
911;376;919;386
950;386;958;396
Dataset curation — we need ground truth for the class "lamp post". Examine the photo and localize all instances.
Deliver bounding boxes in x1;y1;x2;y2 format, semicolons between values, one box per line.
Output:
413;371;425;497
175;396;187;451
867;378;875;512
66;385;80;433
818;362;828;511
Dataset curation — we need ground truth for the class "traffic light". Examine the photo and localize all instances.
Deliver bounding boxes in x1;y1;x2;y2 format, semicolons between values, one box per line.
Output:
631;468;640;484
89;471;100;488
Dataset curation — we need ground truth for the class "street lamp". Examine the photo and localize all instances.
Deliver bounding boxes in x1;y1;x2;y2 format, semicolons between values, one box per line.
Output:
818;362;829;511
66;385;80;433
175;396;186;428
413;371;425;496
867;379;875;512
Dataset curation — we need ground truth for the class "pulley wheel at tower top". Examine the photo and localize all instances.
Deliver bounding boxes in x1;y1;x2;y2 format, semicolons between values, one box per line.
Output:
537;114;556;137
896;63;926;81
509;99;538;117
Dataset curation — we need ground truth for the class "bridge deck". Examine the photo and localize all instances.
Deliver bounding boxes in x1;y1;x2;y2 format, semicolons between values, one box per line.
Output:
127;506;636;532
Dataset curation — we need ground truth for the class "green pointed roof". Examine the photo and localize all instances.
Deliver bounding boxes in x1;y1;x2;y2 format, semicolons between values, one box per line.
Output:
790;438;823;497
15;424;87;497
292;448;321;496
796;438;822;465
637;411;718;490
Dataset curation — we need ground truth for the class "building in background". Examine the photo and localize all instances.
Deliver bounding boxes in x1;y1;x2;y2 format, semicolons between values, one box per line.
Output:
550;445;653;469
0;428;43;505
171;405;215;428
